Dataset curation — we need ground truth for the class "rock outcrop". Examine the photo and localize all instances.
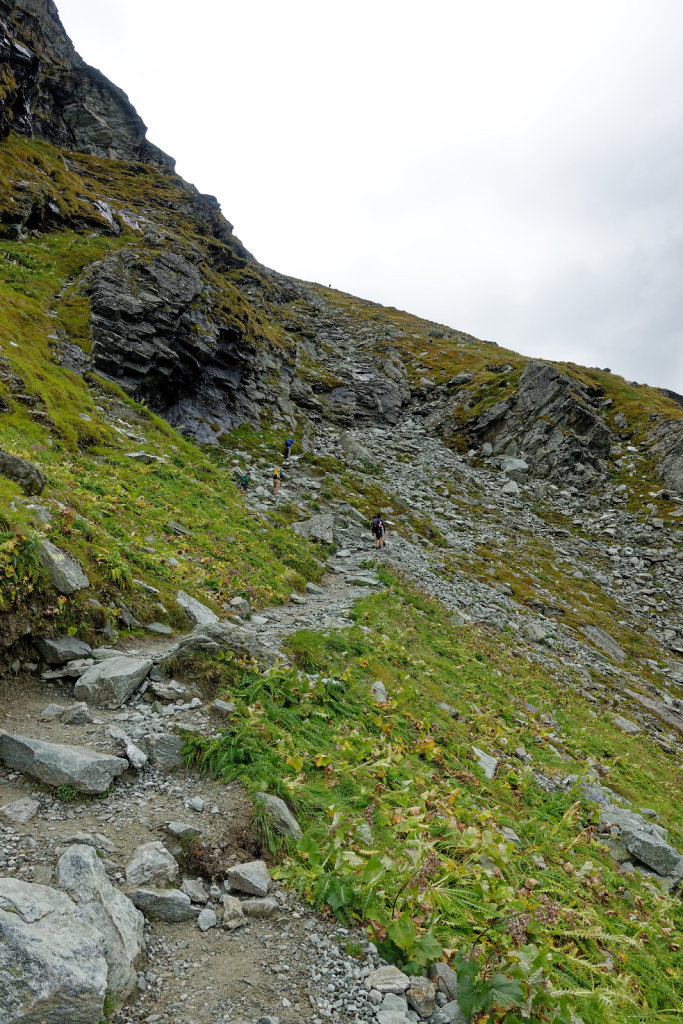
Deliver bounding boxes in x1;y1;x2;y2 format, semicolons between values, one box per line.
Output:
468;360;612;487
0;0;172;166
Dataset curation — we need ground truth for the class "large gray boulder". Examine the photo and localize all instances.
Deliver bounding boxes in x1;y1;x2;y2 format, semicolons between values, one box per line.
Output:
292;513;336;544
37;540;89;595
56;845;144;1002
0;733;127;794
34;635;92;666
0;876;108;1024
167;620;281;669
0;448;46;495
176;589;218;626
74;655;152;708
255;791;302;839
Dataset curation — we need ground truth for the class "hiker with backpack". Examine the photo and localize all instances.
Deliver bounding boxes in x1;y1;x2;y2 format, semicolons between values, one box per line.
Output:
284;438;294;460
273;466;283;495
240;472;250;495
371;512;386;549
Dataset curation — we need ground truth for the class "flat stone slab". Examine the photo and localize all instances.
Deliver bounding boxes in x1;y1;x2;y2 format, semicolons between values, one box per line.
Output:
34;635;92;666
1;796;40;823
226;859;270;897
129;888;199;922
612;714;641;735
37;539;89;595
367;965;411;994
0;733;127;794
74;655;152;708
581;625;626;662
176;589;219;626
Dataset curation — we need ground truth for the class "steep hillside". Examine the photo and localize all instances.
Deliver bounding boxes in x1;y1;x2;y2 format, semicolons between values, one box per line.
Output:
1;4;682;1024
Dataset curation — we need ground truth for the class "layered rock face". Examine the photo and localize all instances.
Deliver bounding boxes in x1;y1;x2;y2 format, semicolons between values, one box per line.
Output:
468;360;612;487
0;0;172;166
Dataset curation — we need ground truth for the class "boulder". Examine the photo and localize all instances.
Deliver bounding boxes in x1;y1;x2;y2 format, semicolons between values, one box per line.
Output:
370;680;389;703
240;896;279;919
620;828;683;878
0;877;108;1024
226;859;270;897
56;845;144;1002
255;792;302;839
612;714;641;735
74;655;152;708
0;733;127;794
141;731;184;769
292;513;336;544
500;456;529;482
0;448;46;495
230;595;251;618
37;540;89;595
34;635;92;666
407;976;437;1017
181;877;209;904
197;906;217;931
128;887;199;922
167;620;281;669
125;841;178;887
176;589;218;626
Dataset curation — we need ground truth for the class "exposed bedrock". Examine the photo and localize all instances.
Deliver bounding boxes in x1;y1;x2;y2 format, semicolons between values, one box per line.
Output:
468;360;612;488
0;0;172;166
88;249;278;442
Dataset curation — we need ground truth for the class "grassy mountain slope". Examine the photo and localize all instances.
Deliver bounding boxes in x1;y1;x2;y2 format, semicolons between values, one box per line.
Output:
1;38;682;1024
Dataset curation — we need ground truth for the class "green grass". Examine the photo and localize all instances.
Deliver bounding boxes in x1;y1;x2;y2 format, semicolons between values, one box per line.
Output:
184;567;682;1023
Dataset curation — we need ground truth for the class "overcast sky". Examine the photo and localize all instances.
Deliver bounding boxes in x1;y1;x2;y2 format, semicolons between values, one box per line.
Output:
56;0;683;392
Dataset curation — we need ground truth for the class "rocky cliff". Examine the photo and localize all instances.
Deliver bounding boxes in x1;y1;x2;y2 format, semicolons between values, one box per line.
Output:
0;0;172;165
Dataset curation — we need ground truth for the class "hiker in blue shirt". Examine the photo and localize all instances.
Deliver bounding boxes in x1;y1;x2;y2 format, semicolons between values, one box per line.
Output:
284;438;294;459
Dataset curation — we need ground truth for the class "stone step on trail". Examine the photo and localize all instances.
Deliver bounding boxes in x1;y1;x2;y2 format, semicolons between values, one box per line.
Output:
0;733;128;794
